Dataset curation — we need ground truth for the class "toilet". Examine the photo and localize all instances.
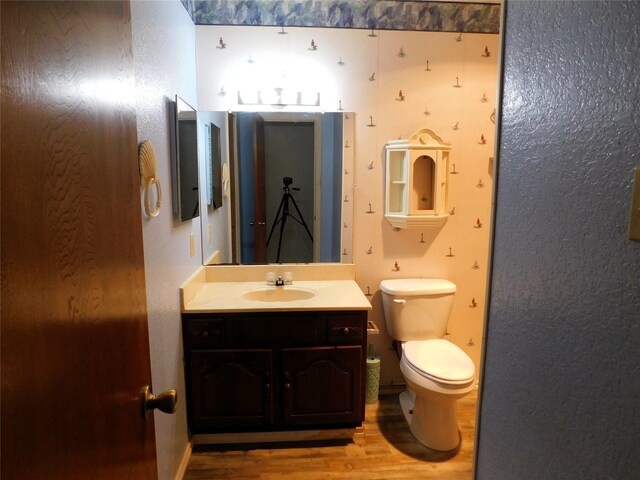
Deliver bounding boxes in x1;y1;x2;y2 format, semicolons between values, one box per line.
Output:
380;278;475;451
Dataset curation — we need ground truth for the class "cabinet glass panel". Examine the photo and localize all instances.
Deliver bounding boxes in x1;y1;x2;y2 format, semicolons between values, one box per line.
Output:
412;155;435;212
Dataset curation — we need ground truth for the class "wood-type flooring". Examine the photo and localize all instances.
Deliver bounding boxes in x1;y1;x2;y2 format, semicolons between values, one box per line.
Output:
184;390;477;479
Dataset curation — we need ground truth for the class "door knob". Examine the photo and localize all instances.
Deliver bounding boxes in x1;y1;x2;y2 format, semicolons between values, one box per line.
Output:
140;385;177;420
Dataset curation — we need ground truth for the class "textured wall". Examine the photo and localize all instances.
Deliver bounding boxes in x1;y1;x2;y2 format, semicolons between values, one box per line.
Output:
130;1;198;479
196;26;499;385
476;1;640;478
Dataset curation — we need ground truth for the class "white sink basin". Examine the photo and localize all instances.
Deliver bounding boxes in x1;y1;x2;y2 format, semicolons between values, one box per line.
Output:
241;286;316;302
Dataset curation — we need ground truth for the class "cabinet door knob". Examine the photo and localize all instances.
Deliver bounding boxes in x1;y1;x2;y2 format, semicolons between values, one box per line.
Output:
265;383;271;391
202;331;209;338
343;327;350;334
284;383;291;390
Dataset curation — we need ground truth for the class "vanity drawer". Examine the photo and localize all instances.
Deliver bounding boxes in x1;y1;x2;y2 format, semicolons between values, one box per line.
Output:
184;318;226;347
226;312;324;347
327;313;365;344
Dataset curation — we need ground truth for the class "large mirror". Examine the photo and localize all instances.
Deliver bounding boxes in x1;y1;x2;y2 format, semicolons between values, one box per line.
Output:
172;95;200;223
199;111;354;265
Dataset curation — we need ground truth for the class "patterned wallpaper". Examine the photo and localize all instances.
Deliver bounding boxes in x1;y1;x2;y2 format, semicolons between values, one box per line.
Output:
195;25;499;384
181;0;500;33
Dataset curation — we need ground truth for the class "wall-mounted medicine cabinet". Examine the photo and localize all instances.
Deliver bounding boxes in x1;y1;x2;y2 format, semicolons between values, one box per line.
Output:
384;129;450;229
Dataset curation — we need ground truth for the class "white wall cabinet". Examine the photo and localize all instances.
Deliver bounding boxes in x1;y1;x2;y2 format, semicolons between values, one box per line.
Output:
384;129;451;229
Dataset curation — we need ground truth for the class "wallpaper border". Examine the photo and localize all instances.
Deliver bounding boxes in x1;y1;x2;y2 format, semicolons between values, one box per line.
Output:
180;1;500;33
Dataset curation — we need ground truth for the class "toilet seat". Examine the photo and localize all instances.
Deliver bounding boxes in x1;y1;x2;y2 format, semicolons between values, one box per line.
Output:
403;339;474;385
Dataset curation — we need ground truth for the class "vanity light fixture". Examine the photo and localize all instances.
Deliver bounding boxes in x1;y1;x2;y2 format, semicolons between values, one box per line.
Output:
237;88;320;107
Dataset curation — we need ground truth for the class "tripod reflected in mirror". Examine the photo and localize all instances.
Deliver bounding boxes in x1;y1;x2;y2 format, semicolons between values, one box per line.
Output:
267;176;314;263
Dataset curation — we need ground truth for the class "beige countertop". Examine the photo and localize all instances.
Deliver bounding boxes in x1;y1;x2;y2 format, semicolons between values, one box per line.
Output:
181;279;372;313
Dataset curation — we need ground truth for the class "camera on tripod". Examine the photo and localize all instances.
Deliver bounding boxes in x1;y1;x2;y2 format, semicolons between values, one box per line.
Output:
267;175;313;262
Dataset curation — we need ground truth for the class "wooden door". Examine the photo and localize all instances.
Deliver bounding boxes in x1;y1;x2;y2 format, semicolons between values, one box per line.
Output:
1;2;157;479
252;113;267;262
281;346;363;425
188;350;273;430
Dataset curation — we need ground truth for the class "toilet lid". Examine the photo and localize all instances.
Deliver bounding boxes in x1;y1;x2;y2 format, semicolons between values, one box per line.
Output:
380;278;456;296
404;339;475;384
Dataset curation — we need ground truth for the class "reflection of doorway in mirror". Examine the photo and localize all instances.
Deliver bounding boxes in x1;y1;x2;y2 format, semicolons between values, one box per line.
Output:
264;121;315;263
236;112;344;264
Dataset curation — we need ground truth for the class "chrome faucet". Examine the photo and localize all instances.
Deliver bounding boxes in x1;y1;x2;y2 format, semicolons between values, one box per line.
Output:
267;271;293;286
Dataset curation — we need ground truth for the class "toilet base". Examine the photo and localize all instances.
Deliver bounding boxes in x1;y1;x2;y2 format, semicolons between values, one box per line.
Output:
399;389;461;452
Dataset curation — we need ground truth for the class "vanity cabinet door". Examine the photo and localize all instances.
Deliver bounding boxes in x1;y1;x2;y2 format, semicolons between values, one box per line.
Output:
188;349;273;430
281;346;363;426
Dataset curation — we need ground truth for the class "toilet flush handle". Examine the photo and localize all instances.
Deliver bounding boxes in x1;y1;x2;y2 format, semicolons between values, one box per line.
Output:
393;298;406;305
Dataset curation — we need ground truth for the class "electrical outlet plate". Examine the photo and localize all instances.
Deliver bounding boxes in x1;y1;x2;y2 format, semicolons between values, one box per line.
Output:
628;166;640;242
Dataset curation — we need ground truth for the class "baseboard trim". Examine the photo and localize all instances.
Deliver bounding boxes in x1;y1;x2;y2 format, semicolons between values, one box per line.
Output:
379;384;406;396
192;427;362;445
174;440;193;480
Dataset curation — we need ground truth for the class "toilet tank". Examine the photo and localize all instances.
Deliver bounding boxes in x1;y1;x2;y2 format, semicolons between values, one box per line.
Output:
380;279;456;341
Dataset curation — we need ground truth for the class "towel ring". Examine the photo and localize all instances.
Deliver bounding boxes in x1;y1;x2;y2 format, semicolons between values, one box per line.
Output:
144;177;163;217
221;162;230;198
139;140;163;218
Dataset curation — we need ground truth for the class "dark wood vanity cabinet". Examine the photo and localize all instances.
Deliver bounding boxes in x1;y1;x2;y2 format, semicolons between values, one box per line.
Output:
182;310;367;433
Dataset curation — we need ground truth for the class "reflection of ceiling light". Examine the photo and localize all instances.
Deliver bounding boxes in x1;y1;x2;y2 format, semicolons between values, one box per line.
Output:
238;88;320;106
